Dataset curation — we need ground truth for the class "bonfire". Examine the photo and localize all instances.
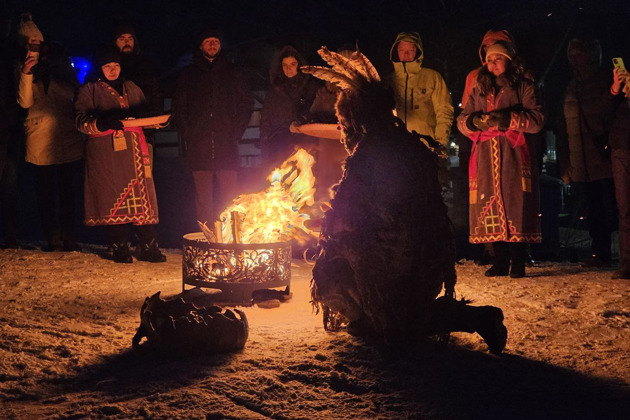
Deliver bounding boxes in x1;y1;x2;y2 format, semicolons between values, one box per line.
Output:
200;148;317;245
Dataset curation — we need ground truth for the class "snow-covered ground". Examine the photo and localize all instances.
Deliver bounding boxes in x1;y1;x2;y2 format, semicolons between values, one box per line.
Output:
1;246;629;419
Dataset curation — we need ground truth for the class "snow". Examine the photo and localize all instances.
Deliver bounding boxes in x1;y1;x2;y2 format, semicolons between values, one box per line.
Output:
1;246;629;419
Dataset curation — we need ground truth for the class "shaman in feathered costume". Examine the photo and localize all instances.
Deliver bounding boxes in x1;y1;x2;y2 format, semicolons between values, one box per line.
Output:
304;48;507;353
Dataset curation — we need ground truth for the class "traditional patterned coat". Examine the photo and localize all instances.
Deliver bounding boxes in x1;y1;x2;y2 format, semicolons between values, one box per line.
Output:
457;77;544;243
74;80;158;226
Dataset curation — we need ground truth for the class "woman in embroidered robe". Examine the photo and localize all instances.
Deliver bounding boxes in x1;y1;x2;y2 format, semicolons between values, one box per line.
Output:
74;48;165;263
457;42;544;278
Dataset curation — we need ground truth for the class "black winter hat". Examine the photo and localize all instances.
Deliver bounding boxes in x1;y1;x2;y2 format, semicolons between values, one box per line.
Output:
112;22;136;39
197;28;222;46
94;46;121;67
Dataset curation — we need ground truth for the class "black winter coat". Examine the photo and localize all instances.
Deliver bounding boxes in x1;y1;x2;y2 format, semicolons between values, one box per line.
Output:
120;53;163;113
173;53;252;171
609;95;630;150
260;46;320;170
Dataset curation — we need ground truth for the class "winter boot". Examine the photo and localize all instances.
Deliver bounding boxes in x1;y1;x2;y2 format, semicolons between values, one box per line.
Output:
112;242;133;264
430;297;507;355
137;238;166;263
509;242;527;278
485;242;509;277
475;306;508;355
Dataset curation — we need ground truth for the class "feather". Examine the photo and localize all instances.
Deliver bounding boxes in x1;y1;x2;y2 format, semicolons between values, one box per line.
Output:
350;50;381;82
317;47;362;81
301;66;358;91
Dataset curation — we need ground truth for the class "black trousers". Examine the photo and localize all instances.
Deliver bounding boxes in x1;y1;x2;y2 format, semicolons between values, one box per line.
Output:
573;179;618;261
613;150;630;268
33;161;81;245
0;138;19;245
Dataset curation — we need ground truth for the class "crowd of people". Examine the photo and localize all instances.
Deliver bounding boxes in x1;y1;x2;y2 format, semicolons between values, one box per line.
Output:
1;12;629;280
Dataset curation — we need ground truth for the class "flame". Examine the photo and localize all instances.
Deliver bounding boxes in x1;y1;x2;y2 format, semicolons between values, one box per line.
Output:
217;148;316;244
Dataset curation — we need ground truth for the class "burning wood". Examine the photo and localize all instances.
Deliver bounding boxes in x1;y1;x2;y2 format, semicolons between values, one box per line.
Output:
211;148;317;245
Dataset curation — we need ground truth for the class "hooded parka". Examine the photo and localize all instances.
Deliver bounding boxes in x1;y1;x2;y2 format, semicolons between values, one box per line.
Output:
390;32;454;145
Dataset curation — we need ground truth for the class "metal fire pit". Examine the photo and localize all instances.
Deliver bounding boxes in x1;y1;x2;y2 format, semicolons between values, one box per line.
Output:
182;232;291;302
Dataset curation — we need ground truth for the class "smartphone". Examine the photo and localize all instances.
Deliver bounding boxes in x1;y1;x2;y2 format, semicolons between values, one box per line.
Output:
26;43;40;61
612;57;626;72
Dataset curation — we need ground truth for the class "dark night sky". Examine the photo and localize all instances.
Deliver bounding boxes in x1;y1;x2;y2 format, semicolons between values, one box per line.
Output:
5;0;630;107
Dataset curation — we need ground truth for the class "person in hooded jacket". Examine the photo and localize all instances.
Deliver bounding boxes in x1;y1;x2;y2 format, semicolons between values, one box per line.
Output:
557;38;617;268
74;47;166;264
260;45;320;173
389;32;453;147
172;29;252;226
457;42;544;278
16;14;83;252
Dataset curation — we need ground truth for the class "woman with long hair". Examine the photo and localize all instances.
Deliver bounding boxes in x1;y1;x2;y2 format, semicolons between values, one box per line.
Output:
457;41;545;278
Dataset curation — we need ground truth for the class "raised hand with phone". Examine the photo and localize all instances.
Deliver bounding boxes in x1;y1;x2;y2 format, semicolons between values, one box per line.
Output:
611;57;629;96
22;44;41;75
19;12;44;75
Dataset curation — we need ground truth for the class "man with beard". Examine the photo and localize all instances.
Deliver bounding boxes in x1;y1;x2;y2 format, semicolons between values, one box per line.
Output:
112;22;163;114
172;29;252;226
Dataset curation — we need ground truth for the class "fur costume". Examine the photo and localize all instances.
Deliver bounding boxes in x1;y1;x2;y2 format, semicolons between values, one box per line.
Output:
303;48;507;353
304;48;455;338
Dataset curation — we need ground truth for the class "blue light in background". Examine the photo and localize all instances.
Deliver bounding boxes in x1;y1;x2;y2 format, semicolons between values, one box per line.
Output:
70;56;90;84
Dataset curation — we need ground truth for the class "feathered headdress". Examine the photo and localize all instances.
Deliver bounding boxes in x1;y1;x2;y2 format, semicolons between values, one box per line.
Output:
301;46;380;90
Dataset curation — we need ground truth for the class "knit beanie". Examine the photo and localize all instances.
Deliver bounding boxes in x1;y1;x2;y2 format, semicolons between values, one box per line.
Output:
479;30;515;64
197;28;222;46
485;42;514;62
18;13;43;45
112;22;136;39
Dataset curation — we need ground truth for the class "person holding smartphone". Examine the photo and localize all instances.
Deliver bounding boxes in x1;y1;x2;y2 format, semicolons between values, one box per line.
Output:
16;13;84;252
557;38;618;268
609;60;630;279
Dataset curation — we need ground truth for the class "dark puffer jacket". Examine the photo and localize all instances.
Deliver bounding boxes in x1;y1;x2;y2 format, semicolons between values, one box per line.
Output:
173;52;252;171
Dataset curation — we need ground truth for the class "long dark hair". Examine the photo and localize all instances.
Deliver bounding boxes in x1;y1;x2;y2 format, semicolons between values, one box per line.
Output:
477;56;528;96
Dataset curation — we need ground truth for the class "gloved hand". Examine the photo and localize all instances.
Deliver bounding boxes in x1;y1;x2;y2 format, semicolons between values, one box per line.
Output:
486;110;511;131
96;114;124;132
466;112;491;131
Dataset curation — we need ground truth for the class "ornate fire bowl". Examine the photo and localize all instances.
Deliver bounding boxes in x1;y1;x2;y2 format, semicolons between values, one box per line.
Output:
182;232;291;302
